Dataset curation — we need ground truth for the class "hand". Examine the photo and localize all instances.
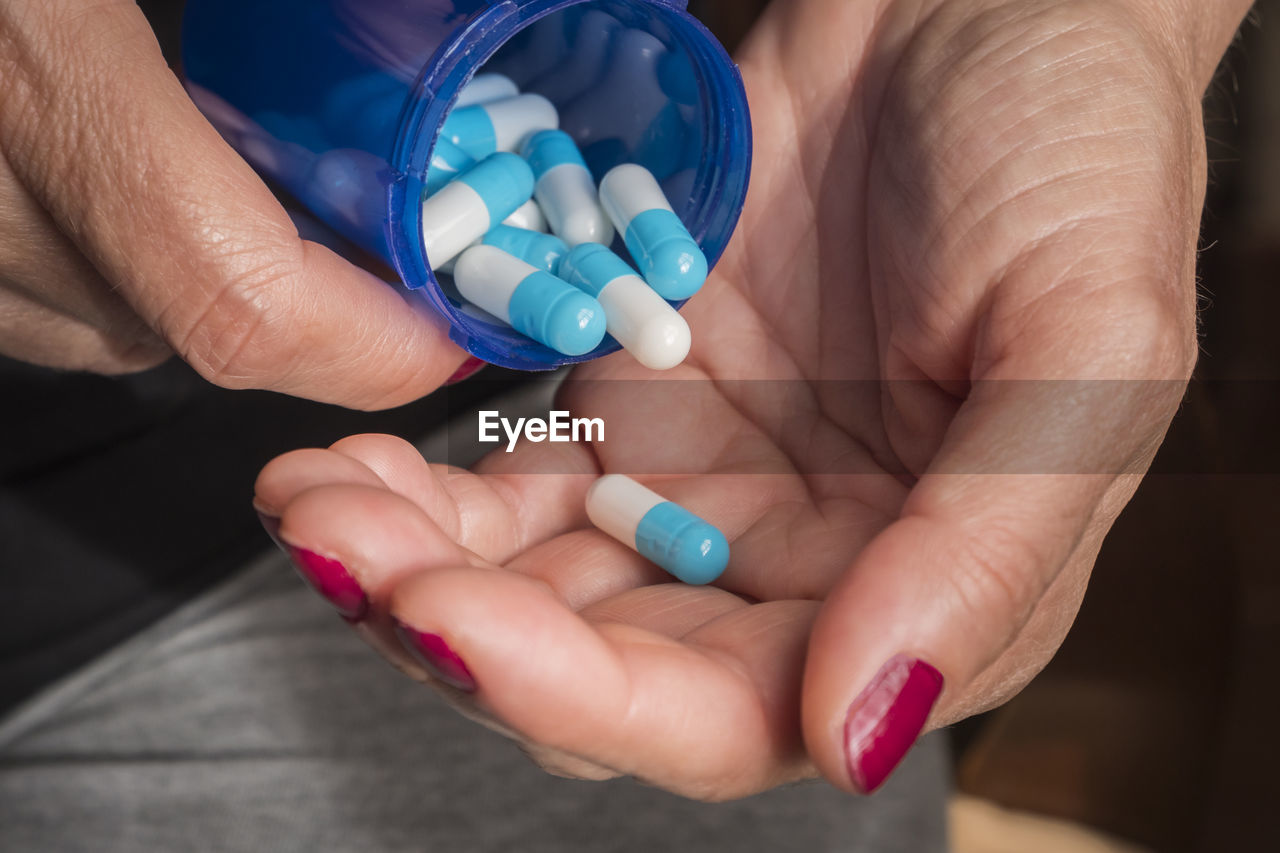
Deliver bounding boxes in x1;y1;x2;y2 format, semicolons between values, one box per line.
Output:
255;0;1243;798
0;0;467;406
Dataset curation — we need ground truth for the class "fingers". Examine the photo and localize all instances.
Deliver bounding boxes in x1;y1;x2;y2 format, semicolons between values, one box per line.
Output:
339;432;601;561
391;569;819;799
262;454;821;798
273;481;493;679
0;1;464;406
258;422;894;611
253;447;388;518
802;361;1191;794
0;286;168;373
0;142;169;371
257;434;601;564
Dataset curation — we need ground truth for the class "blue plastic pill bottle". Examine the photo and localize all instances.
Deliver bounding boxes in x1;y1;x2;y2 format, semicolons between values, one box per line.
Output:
181;0;752;371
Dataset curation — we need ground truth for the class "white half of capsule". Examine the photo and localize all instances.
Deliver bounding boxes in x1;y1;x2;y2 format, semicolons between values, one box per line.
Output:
455;73;520;108
421;181;493;269
488;94;560;152
586;475;666;548
504;198;548;232
598;163;674;234
451;245;535;324
536;164;615;247
432;239;477;275
595;273;691;370
435;201;546;274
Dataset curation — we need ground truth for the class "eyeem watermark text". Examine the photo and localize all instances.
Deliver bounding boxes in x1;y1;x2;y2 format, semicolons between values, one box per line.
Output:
478;411;605;453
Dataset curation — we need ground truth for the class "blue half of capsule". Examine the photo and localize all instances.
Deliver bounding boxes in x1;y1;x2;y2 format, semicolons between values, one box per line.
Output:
482;225;569;274
426;137;477;195
635;502;730;586
507;270;607;356
624;209;708;301
440;104;497;161
457;153;535;225
523;129;588;180
556;242;631;297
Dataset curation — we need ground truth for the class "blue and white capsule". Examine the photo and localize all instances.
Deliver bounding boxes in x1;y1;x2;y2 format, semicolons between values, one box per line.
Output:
482;225;569;274
421;153;534;269
504;198;548;232
440;222;564;276
454;73;520;108
558;243;690;370
599;164;708;300
586;475;729;586
453;245;606;356
426;137;477;195
441;94;559;162
522;130;614;247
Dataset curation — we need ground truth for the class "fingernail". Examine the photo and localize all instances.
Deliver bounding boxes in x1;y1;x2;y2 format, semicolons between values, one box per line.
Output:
844;655;943;794
445;356;486;386
256;510;283;548
394;619;477;692
284;546;369;622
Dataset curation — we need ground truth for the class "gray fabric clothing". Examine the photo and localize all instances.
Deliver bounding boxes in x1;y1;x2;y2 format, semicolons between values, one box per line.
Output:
0;552;950;852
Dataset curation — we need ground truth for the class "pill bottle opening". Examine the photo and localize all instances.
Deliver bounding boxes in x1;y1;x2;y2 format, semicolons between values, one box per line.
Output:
386;0;752;371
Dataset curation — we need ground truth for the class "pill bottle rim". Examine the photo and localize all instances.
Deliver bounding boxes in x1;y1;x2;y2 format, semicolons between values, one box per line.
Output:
384;0;752;372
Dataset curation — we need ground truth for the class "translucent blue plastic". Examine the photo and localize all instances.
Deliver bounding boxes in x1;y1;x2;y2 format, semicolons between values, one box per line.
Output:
182;0;751;371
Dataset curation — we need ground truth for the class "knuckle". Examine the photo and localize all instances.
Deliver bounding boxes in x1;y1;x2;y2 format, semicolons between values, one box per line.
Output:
1092;283;1198;384
173;253;304;391
944;519;1049;635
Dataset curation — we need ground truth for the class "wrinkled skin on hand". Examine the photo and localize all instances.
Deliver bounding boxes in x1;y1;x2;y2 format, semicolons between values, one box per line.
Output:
0;0;467;405
256;0;1242;799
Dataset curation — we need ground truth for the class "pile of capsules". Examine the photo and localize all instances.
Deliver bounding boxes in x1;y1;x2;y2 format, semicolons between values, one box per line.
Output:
421;73;708;371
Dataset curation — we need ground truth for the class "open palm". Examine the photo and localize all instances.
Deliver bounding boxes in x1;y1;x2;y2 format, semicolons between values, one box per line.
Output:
257;0;1202;799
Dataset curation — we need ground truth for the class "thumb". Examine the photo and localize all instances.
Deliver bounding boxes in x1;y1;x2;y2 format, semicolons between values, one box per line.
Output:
2;0;465;408
802;329;1192;793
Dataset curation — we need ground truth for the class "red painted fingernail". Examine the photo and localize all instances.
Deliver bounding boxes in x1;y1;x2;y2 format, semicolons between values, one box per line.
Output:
284;546;369;622
843;655;943;794
394;619;477;692
445;356;486;386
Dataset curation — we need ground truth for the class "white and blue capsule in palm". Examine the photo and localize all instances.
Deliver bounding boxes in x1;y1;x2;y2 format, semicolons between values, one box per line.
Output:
522;130;614;247
441;94;559;161
421;153;534;268
558;243;690;370
586;475;729;586
453;245;606;357
599;164;708;301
